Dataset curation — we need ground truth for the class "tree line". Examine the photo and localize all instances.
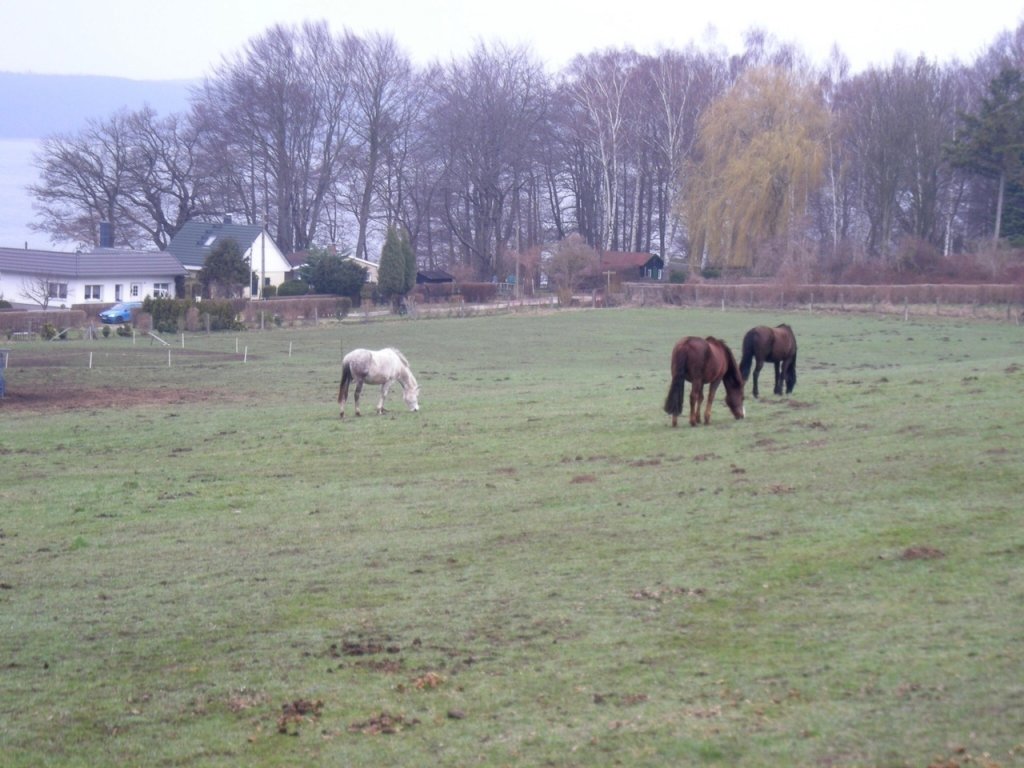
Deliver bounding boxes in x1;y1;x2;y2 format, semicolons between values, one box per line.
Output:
29;20;1024;282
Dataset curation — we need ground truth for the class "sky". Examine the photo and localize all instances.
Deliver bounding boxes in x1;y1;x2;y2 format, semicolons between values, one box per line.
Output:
2;0;1023;81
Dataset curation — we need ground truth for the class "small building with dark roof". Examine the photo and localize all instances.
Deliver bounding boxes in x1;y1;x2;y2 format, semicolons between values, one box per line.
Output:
416;269;455;284
598;251;664;282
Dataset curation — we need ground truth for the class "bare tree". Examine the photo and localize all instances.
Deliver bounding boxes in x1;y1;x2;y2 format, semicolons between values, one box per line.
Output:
194;21;353;254
30;112;141;248
642;48;729;259
429;43;549;278
342;32;418;260
546;233;598;295
120;108;212;249
19;274;66;308
562;50;640;252
840;65;912;261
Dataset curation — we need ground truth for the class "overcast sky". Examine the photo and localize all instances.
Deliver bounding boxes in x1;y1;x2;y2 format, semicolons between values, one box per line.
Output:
3;0;1023;80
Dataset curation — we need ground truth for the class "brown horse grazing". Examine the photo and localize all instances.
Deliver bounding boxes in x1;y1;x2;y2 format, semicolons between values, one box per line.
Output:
663;337;746;427
739;324;798;398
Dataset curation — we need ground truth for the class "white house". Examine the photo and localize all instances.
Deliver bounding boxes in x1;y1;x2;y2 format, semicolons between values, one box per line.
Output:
167;217;289;298
0;246;187;309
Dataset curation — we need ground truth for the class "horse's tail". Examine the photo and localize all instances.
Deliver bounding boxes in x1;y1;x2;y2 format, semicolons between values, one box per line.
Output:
739;329;756;382
664;355;686;417
786;348;798;393
338;361;353;403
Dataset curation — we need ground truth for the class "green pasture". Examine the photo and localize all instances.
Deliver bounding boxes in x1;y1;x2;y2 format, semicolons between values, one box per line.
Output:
1;308;1022;767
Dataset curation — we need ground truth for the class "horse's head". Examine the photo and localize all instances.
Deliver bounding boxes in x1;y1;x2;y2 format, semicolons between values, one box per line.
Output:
403;383;420;412
722;350;746;420
725;383;745;420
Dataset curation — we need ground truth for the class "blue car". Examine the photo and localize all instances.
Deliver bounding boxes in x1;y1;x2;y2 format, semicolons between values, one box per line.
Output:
98;301;142;324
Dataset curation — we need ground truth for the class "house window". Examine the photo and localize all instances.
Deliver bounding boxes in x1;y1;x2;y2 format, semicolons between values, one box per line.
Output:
153;283;170;297
115;284;123;301
130;283;141;297
85;284;102;300
48;282;68;300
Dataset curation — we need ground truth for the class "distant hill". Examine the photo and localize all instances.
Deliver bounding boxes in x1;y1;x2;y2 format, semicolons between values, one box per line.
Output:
0;72;196;139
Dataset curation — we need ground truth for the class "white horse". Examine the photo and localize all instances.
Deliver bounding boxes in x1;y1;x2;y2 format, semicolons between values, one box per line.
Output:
338;347;420;418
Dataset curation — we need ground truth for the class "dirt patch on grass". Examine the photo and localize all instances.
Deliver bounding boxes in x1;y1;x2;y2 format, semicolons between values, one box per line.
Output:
0;386;235;412
348;711;419;735
1;347;248;412
278;698;323;735
900;546;946;560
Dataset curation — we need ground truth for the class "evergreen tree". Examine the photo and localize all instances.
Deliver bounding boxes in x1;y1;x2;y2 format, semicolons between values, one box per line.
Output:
401;227;417;293
299;246;367;299
199;238;249;298
378;225;412;306
949;67;1024;243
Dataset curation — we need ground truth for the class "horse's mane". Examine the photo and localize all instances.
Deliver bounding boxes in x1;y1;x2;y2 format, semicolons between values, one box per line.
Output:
384;347;417;390
708;336;743;388
385;347;410;367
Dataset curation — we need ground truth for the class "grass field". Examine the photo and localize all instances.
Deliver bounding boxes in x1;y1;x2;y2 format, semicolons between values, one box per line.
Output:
1;307;1022;767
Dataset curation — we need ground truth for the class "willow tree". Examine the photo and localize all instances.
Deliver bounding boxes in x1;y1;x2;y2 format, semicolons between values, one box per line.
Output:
684;66;828;273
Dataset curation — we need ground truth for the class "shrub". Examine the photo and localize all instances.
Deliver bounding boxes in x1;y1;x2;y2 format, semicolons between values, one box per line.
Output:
40;322;58;340
143;297;191;333
200;300;245;331
361;282;379;305
101;325;111;338
277;280;309;296
419;282;456;302
185;305;201;332
669;269;689;284
0;299;12;309
458;283;499;303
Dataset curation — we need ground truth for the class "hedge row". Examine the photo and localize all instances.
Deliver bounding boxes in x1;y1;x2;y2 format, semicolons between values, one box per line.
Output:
413;282;498;303
241;296;352;325
626;282;1024;307
143;297;247;333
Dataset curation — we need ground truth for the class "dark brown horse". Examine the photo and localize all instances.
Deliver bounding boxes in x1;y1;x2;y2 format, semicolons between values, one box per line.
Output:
739;324;798;398
663;337;746;427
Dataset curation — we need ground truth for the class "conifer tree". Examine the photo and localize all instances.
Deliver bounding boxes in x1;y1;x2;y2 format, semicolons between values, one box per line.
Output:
378;225;410;306
199;238;249;298
401;227;417;293
949;67;1024;243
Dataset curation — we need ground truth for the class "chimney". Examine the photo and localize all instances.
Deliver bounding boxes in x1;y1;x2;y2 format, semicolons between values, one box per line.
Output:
99;221;114;248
